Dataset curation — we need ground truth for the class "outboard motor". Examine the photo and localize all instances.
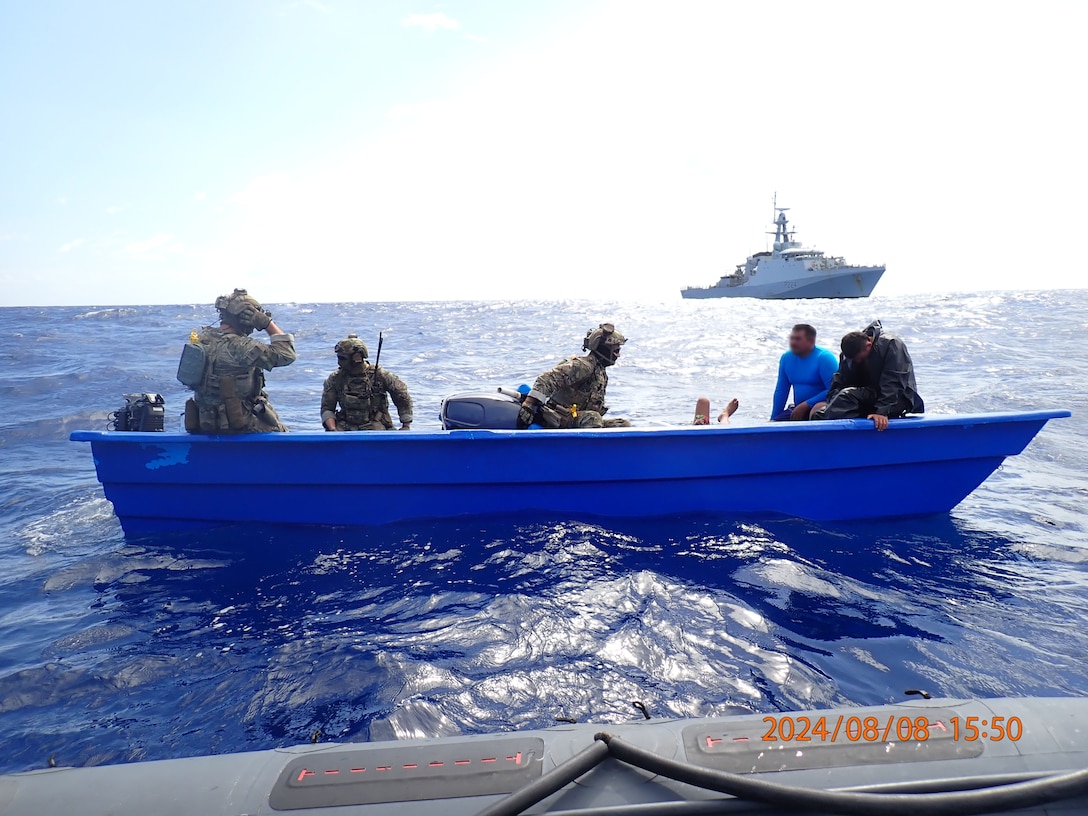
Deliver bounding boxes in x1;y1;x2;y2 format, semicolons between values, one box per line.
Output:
110;393;166;432
440;387;525;430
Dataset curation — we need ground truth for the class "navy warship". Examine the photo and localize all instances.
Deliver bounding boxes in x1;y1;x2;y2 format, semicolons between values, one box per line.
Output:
682;202;885;299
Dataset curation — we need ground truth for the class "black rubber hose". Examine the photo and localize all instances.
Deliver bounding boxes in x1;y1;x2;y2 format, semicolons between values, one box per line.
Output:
838;770;1053;795
598;732;1088;816
544;802;783;815
475;739;611;816
539;773;1062;815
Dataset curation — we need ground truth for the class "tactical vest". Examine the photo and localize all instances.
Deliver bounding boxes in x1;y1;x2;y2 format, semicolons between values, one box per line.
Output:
337;369;390;426
548;358;609;415
196;330;263;404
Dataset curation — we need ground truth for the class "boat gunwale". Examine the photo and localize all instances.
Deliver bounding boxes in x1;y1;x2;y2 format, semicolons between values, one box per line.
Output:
70;410;1071;445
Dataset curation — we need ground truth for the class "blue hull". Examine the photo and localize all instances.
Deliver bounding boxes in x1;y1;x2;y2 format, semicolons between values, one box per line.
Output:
681;267;884;299
70;411;1068;535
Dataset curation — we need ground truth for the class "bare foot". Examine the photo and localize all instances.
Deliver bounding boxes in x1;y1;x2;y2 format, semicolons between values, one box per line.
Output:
693;396;711;425
717;397;740;424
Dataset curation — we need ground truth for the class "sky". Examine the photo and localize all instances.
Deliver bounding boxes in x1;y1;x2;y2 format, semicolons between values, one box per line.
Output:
2;0;1086;306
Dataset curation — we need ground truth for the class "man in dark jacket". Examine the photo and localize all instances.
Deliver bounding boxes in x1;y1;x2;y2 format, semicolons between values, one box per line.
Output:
811;320;923;431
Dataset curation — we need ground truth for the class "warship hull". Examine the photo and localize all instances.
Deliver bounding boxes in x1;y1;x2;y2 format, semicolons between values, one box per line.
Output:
682;265;885;299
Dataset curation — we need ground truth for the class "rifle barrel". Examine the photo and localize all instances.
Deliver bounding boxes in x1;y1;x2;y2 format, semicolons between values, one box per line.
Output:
369;332;384;390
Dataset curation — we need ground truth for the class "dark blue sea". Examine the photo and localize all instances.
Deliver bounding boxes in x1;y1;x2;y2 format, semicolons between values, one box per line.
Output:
1;291;1086;774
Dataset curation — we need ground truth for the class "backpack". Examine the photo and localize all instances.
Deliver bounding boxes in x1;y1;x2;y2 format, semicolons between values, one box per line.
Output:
176;342;207;390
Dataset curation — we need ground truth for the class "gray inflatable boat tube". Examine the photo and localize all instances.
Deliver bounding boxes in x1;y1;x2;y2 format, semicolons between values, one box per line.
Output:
2;696;1087;815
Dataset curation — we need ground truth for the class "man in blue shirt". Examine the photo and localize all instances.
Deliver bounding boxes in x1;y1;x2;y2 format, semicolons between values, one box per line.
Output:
770;324;838;421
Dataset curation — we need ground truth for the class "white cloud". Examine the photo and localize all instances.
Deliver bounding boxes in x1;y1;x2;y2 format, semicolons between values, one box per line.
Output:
124;233;185;258
400;11;487;43
194;191;207;201
402;12;460;32
106;205;123;215
58;238;84;253
57;196;68;206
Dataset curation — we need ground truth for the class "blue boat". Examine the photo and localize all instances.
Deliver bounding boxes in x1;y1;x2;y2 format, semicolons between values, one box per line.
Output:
71;410;1068;536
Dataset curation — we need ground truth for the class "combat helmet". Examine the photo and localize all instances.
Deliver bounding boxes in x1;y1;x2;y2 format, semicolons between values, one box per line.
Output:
583;322;626;366
214;288;270;335
335;333;368;367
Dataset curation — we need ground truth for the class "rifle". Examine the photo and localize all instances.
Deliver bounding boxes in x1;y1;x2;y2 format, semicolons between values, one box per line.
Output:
368;332;383;392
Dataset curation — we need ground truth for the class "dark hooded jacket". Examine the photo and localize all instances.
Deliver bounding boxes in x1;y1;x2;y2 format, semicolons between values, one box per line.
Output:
826;320;924;416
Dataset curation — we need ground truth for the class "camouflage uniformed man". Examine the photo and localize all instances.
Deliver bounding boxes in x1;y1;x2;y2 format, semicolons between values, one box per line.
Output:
321;334;413;431
517;323;632;429
181;288;296;434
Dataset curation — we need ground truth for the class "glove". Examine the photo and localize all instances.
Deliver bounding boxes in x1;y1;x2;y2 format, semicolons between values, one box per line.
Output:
239;304;272;330
517;405;536;430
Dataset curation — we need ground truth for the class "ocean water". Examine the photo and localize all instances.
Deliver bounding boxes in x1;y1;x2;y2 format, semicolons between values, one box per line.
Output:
0;291;1085;774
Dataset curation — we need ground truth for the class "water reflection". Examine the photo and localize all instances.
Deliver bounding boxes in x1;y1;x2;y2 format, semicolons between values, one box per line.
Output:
4;511;1084;773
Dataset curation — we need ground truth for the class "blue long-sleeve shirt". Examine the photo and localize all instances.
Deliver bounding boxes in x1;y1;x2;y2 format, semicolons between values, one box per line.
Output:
771;346;840;418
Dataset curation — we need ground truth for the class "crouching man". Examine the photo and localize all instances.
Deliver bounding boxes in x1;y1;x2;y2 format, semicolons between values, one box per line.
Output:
518;323;632;429
321;334;413;431
811;320;924;431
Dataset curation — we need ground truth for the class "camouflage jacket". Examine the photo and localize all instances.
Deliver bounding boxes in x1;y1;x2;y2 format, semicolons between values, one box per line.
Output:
532;355;610;415
191;327;296;407
321;364;413;430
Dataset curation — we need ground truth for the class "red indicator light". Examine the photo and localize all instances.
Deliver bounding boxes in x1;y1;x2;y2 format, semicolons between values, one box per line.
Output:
376;766;392;772
481;758;497;763
706;737;723;748
429;762;444;768
297;769;316;782
733;737;749;742
454;760;471;766
324;769;339;775
350;768;365;774
403;764;418;769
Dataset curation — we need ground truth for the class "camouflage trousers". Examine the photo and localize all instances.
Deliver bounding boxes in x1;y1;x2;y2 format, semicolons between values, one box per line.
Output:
520;404;631;429
187;398;287;434
334;419;391;431
553;410;631;429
